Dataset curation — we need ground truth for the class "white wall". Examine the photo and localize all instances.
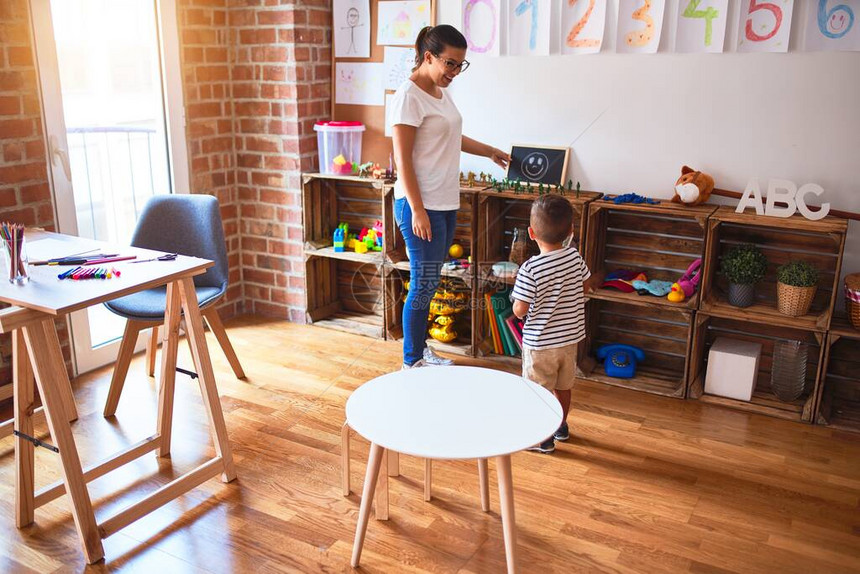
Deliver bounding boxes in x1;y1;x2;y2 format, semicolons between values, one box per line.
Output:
444;0;860;292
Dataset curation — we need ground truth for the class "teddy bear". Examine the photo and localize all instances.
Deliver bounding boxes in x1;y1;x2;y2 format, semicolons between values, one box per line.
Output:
671;165;714;206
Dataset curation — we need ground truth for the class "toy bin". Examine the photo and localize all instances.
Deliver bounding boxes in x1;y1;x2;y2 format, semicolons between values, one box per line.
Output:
314;121;365;175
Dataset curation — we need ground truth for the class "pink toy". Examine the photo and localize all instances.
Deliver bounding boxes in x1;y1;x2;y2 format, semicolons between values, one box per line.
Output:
676;258;702;298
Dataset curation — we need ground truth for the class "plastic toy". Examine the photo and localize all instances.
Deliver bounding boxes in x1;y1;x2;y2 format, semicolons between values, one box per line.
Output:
667;283;685;303
605;193;659;205
596;344;645;379
356;162;374;178
449;243;464;258
428;315;458;343
333;227;345;252
355;241;368;254
332;154;353;174
676;258;702;298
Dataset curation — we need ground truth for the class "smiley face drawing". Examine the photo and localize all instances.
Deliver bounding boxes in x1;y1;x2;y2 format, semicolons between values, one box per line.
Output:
520;152;549;181
828;11;850;34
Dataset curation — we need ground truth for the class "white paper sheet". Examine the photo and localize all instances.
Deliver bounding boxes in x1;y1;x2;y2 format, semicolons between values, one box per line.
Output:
27;238;101;262
377;0;433;46
509;0;552;56
463;0;502;56
616;0;666;54
737;0;795;53
334;0;371;58
804;0;860;52
675;0;729;53
336;63;385;106
383;46;414;90
561;0;607;55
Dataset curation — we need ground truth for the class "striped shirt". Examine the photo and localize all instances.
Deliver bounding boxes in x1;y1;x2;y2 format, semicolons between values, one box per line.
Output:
512;247;590;350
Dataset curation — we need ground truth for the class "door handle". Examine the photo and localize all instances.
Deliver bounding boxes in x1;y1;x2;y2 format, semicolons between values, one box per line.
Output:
49;134;72;180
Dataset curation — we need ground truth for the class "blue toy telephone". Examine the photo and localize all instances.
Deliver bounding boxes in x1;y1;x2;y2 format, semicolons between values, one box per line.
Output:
596;344;645;379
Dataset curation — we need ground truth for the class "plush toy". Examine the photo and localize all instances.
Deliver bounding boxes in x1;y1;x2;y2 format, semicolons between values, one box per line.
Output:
632;279;673;297
672;165;714;206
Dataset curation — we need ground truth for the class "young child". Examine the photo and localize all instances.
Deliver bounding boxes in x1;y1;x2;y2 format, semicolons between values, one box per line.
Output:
512;194;597;453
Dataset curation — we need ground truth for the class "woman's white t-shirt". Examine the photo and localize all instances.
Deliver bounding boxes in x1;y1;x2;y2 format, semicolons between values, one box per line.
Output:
388;80;462;211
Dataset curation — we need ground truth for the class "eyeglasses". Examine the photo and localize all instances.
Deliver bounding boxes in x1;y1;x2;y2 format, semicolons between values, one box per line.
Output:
435;55;470;73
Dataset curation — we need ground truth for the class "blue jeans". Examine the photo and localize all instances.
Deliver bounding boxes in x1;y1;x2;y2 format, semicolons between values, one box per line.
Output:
395;198;457;365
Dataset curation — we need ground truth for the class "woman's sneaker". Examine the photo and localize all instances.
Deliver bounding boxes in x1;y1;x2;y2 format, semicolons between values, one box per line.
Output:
554;422;570;442
423;347;454;366
527;437;555;454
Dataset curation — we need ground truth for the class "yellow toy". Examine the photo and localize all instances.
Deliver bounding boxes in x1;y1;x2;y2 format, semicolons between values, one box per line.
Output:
449;243;464;258
667;282;685;303
428;315;458;343
355;242;368;254
402;277;468;342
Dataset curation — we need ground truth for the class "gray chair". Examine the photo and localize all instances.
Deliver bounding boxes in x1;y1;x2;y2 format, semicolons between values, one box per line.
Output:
102;194;245;417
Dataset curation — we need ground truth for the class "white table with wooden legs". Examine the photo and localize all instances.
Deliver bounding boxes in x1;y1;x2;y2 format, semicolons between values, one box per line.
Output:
346;366;562;573
0;230;236;564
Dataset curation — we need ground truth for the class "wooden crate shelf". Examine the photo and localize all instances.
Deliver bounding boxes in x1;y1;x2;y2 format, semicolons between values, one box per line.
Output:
301;173;390;251
304;246;384;265
815;315;860;432
577;298;693;398
385;265;473;352
474;189;599;363
584;200;717;311
476;189;599;284
699;207;848;332
384;186;479;284
305;256;386;339
687;312;826;423
302;174;393;340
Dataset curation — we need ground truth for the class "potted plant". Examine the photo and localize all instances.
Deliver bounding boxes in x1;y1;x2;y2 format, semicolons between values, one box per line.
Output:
777;260;818;317
721;244;768;308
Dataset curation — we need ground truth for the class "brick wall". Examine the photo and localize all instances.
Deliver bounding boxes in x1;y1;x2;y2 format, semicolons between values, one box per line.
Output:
0;0;71;385
176;0;243;318
228;1;331;321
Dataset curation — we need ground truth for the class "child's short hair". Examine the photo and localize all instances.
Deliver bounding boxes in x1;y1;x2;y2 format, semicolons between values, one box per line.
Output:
530;195;573;244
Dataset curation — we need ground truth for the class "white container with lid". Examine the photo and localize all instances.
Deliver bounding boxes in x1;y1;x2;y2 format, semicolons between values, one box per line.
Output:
314;121;365;175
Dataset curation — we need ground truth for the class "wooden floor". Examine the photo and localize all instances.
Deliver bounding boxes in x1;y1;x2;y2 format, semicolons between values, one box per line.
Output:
1;315;859;573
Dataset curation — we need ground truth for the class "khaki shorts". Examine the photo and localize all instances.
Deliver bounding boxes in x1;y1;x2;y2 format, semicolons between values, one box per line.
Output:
522;343;578;392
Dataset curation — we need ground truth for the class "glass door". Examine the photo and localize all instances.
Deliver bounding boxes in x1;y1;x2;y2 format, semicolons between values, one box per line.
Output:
32;0;188;373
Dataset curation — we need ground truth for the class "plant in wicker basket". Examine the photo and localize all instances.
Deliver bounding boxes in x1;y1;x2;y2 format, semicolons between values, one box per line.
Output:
776;260;819;317
721;244;768;308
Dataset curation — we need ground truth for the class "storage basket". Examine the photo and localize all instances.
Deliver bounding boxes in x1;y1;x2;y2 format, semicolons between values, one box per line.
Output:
776;282;816;317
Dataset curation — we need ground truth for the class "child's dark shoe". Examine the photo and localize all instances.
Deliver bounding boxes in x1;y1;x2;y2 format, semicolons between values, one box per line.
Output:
554;422;570;442
527;437;555;454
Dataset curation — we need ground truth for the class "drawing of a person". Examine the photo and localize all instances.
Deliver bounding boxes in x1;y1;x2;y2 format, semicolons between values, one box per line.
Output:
342;7;364;54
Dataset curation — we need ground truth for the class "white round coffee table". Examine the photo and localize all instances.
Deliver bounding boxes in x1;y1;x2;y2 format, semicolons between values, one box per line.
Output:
346;366;562;573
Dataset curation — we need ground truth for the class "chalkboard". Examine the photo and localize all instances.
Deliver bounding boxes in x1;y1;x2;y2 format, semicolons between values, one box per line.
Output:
505;145;569;187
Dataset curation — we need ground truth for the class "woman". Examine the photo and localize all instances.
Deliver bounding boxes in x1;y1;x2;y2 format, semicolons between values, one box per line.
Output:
389;25;510;369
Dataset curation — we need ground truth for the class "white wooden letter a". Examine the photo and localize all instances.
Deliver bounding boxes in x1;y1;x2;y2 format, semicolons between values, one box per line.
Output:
736;179;764;215
765;179;797;218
